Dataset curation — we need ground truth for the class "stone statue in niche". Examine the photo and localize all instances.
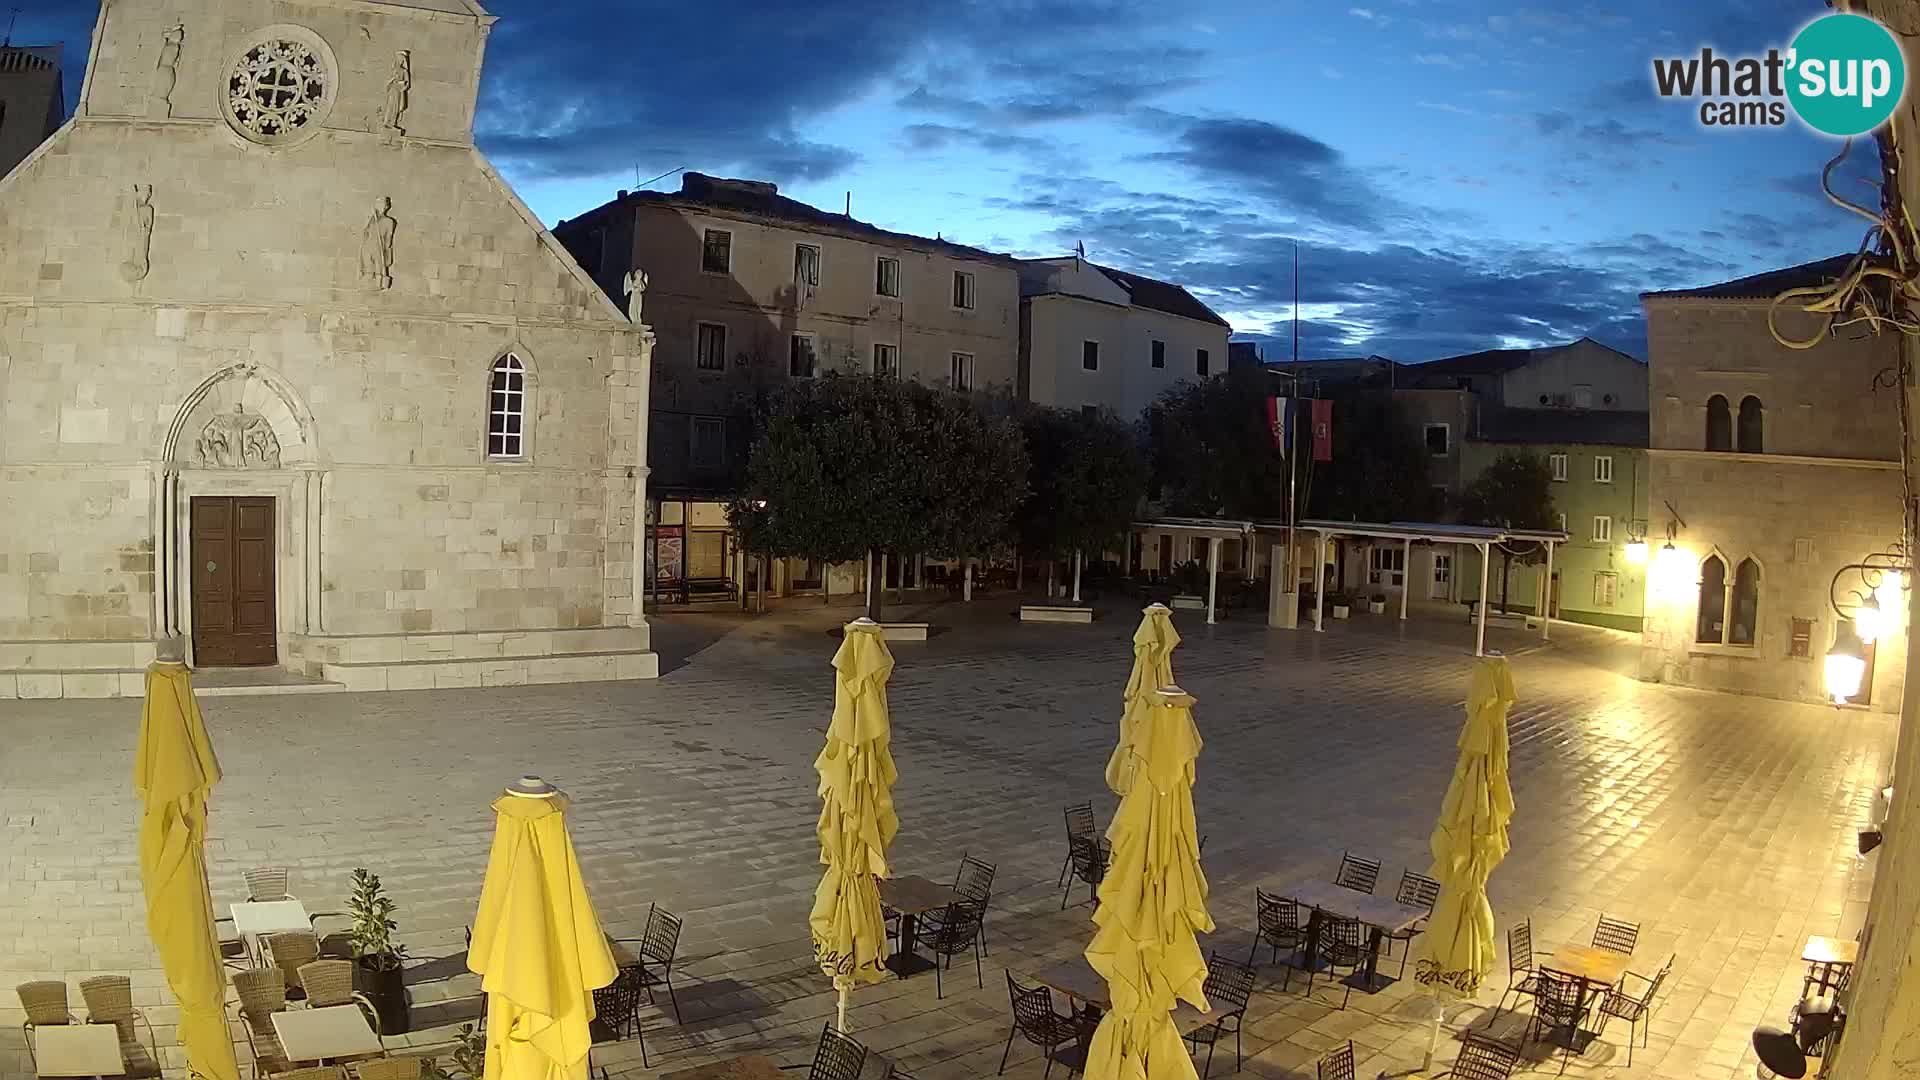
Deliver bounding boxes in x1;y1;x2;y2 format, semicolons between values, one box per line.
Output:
622;268;648;323
194;404;281;469
152;23;185;119
360;196;396;290
121;184;154;283
380;50;412;139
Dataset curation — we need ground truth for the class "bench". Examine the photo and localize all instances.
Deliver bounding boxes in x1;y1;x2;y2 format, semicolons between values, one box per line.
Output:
878;622;929;641
673;577;739;604
1019;605;1094;624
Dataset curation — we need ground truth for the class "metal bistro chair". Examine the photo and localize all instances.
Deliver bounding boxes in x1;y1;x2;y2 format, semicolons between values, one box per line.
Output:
1383;870;1442;978
779;1023;869;1080
926;900;987;999
1061;837;1110;910
1592;915;1640;956
1487;919;1541;1025
1316;1040;1356;1080
1436;1033;1523;1080
1594;956;1672;1068
1058;802;1097;887
952;853;997;955
1525;969;1594;1076
999;972;1084;1078
1184;952;1255;1079
1249;889;1307;982
590;966;648;1068
1305;911;1367;1011
615;903;684;1024
1333;851;1381;894
79;975;161;1078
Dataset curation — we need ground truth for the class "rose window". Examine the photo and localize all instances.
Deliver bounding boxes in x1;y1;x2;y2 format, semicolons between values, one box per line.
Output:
224;37;331;144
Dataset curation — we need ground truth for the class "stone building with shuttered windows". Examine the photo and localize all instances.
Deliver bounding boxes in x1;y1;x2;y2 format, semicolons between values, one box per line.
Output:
0;0;657;696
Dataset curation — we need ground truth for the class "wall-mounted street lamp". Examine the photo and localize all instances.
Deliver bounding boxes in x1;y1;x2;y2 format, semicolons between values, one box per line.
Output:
1624;538;1649;564
1826;621;1869;706
1825;549;1911;704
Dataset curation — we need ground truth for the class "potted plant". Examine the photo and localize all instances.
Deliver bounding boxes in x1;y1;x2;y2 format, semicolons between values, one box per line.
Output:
1367;591;1388;615
1331;591;1352;619
347;868;411;1035
1171;559;1209;610
422;1023;485;1080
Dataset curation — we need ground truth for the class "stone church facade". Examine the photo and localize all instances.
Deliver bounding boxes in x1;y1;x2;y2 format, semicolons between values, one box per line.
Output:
0;0;657;696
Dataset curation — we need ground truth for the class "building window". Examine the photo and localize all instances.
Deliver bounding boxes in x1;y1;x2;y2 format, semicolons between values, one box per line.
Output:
1593;571;1618;607
1593;455;1613;483
794;244;821;288
952;269;975;309
1738;395;1763;453
1196;348;1211;376
222;30;335;146
872;343;898;377
1573;384;1593;408
1549;452;1568;481
1368;546;1405;587
1696;555;1727;644
701;228;732;274
789;334;817;378
1152;340;1165;368
1082;405;1100;420
695;322;727;371
691;416;725;470
1591;515;1612;543
1083;341;1100;371
950;352;974;391
876;256;900;297
1706;394;1731;451
486;353;526;458
1695;553;1759;646
1424;423;1450;457
1730;557;1760;645
1557;512;1568;534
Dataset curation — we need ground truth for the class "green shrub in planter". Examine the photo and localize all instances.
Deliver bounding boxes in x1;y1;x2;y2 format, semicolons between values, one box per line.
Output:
348;868;411;1035
422;1023;485;1080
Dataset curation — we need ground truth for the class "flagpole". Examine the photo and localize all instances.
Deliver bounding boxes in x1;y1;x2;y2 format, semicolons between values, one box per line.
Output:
1287;242;1300;604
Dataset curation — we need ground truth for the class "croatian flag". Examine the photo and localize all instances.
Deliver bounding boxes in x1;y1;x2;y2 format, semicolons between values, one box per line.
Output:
1267;396;1294;455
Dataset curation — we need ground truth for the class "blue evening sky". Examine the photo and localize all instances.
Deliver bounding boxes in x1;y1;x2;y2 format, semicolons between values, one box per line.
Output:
10;0;1890;359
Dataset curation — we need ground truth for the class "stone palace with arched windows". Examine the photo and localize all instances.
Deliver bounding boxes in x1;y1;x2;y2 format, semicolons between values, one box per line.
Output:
1640;257;1908;710
0;0;657;696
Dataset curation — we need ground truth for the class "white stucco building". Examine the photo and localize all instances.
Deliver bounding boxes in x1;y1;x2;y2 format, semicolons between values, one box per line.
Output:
1017;257;1231;424
0;0;657;696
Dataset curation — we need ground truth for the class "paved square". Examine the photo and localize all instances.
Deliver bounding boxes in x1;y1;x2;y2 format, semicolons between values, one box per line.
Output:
0;599;1890;1079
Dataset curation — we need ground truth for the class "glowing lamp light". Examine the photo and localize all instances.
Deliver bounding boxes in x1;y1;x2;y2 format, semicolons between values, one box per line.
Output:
1826;623;1869;706
1855;598;1883;645
1875;570;1904;614
1652;542;1693;600
1624;539;1649;564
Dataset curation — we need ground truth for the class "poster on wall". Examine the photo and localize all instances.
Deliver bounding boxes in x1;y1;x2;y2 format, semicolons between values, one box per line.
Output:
654;525;685;583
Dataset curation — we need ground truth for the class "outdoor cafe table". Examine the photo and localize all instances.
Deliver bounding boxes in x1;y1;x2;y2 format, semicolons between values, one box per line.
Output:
1541;945;1631;1055
231;899;311;962
272;1003;384;1064
30;1024;126;1078
1025;959;1221;1068
660;1057;782;1080
878;874;951;977
1267;879;1430;992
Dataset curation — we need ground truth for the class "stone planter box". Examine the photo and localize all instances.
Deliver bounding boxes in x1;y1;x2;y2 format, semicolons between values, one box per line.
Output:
1367;599;1387;615
1331;604;1351;620
1171;595;1208;611
878;622;929;641
1020;605;1094;624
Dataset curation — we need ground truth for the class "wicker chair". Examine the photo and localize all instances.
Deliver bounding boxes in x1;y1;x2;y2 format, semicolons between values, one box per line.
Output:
271;1068;346;1080
1525;969;1593;1076
17;980;77;1069
296;960;357;1008
79;975;160;1078
925;901;987;1000
1250;889;1307;983
245;866;294;902
1333;851;1381;894
1184;952;1255;1079
233;966;290;1077
590;967;648;1068
1595;956;1672;1068
1592;915;1640;956
1316;1040;1355;1080
1383;870;1442;977
617;903;684;1024
998;973;1084;1078
268;932;323;999
1060;837;1110;910
1305;911;1366;1010
1058;802;1097;887
1488;920;1541;1024
354;1058;423;1080
215;916;251;967
1439;1033;1522;1080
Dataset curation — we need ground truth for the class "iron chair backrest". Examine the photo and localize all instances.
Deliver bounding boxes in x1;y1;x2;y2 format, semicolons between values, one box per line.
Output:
1317;912;1366;966
954;855;996;904
929;901;986;956
1592;915;1640;955
1006;973;1065;1042
1070;837;1110;888
1333;851;1381;894
1317;1040;1356;1080
244;867;293;902
1396;870;1442;912
1202;952;1256;1014
1254;889;1302;943
1534;969;1589;1026
1508;920;1534;976
1064;802;1097;843
640;905;683;966
1450;1033;1522;1080
807;1022;869;1080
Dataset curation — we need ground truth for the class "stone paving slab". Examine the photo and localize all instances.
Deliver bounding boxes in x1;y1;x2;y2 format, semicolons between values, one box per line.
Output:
0;596;1889;1079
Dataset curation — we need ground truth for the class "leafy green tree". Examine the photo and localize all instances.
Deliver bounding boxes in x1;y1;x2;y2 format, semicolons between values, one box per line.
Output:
1146;366;1283;518
1015;406;1149;569
729;374;1028;619
1304;389;1445;523
1457;451;1558;612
